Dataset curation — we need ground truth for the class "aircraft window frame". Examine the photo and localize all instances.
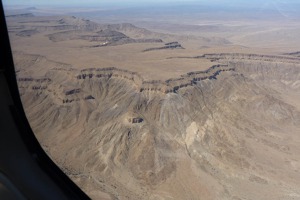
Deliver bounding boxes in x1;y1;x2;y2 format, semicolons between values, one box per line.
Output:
0;1;91;199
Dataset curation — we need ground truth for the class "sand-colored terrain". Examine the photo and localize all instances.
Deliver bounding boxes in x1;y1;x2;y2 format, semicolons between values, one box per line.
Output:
5;8;300;200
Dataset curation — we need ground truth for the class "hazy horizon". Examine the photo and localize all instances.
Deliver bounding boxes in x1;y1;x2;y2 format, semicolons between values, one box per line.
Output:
4;0;300;9
4;0;300;22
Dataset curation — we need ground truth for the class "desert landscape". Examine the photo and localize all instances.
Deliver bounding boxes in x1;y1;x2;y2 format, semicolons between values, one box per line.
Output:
4;1;300;199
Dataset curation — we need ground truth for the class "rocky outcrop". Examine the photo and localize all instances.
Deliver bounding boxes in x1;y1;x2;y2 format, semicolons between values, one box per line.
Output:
65;88;81;95
200;53;300;63
17;77;51;97
18;77;34;82
61;96;96;104
76;64;234;94
143;41;184;52
18;77;51;83
169;53;300;64
128;117;144;124
84;95;95;100
77;67;144;86
62;98;80;104
32;86;47;90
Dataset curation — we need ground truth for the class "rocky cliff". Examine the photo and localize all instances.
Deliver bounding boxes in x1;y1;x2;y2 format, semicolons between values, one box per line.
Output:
143;41;184;52
16;53;300;200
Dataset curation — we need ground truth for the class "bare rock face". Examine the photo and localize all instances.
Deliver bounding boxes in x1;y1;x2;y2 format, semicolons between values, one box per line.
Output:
143;41;184;52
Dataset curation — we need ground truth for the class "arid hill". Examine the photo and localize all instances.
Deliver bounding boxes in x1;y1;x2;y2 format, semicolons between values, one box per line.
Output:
16;52;300;200
6;15;230;47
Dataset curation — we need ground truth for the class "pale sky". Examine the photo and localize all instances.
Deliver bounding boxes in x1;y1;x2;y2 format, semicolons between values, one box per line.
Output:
3;0;199;6
4;0;298;6
3;0;300;13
